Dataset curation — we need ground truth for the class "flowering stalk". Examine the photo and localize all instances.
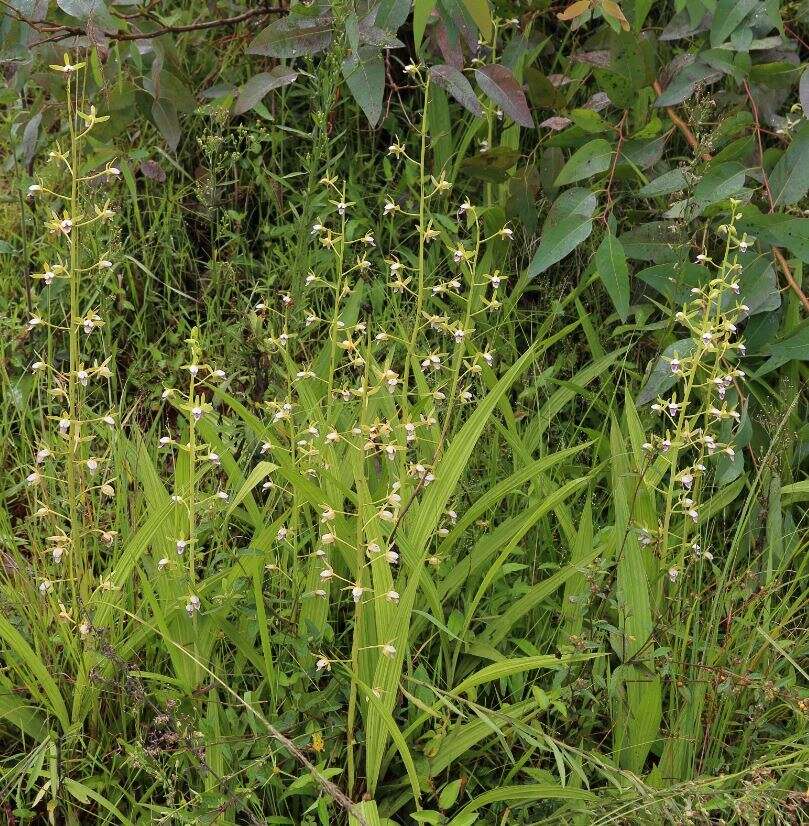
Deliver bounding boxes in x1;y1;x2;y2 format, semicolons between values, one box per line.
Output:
401;69;430;400
26;54;118;610
158;333;229;615
641;204;749;579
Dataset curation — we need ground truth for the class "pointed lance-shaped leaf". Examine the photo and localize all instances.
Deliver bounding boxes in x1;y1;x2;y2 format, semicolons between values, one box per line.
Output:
429;64;483;117
474;64;533;128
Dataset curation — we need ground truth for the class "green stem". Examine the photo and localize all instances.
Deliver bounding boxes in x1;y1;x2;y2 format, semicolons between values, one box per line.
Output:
188;374;197;585
401;75;430;401
66;74;82;604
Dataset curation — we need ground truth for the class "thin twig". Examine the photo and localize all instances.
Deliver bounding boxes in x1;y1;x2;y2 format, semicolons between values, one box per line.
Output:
1;2;284;46
743;80;775;209
603;109;627;220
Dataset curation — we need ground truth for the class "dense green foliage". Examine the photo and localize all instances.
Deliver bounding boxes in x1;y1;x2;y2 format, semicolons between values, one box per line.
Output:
1;0;808;823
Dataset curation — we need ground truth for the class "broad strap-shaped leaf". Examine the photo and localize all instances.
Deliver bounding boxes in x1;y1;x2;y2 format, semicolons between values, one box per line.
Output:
595;230;630;321
233;67;298;115
481;477;596;646
341;47;385;127
247;14;333;59
0;615;70;732
457;784;595;817
474;64;533;128
429;64;483;117
452;654;581;696
609;415;661;773
363;338;549;793
0;689;48;741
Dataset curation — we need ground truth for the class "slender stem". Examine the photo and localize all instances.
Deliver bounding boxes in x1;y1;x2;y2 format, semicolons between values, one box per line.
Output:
188;374;197;584
401;75;430;400
66;73;81;603
326;185;347;418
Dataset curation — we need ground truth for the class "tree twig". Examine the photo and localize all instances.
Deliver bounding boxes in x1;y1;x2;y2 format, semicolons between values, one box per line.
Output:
653;79;809;314
1;2;284;46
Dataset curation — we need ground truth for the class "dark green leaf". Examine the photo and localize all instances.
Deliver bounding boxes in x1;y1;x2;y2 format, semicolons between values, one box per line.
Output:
654;61;720;107
544;187;598;229
637;262;704;303
525;68;566;109
554;139;613;186
247;15;333;58
693;161;746;209
619;221;681;263
769;121;809;207
763;324;809;361
800;68;809;115
234;68;298;116
357;23;405;48
507;164;540;231
527;215;593;278
342;48;385;126
460;147;520;183
56;0;118;30
595;232;630;321
737;255;780;316
374;0;411;31
154;71;196;113
637;169;688;198
636;338;695;406
710;0;757;46
151;99;180;152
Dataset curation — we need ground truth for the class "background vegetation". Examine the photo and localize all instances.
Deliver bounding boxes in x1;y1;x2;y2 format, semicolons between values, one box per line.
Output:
0;0;808;823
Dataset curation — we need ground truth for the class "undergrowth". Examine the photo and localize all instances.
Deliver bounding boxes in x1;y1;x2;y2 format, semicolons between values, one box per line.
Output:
0;1;808;824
